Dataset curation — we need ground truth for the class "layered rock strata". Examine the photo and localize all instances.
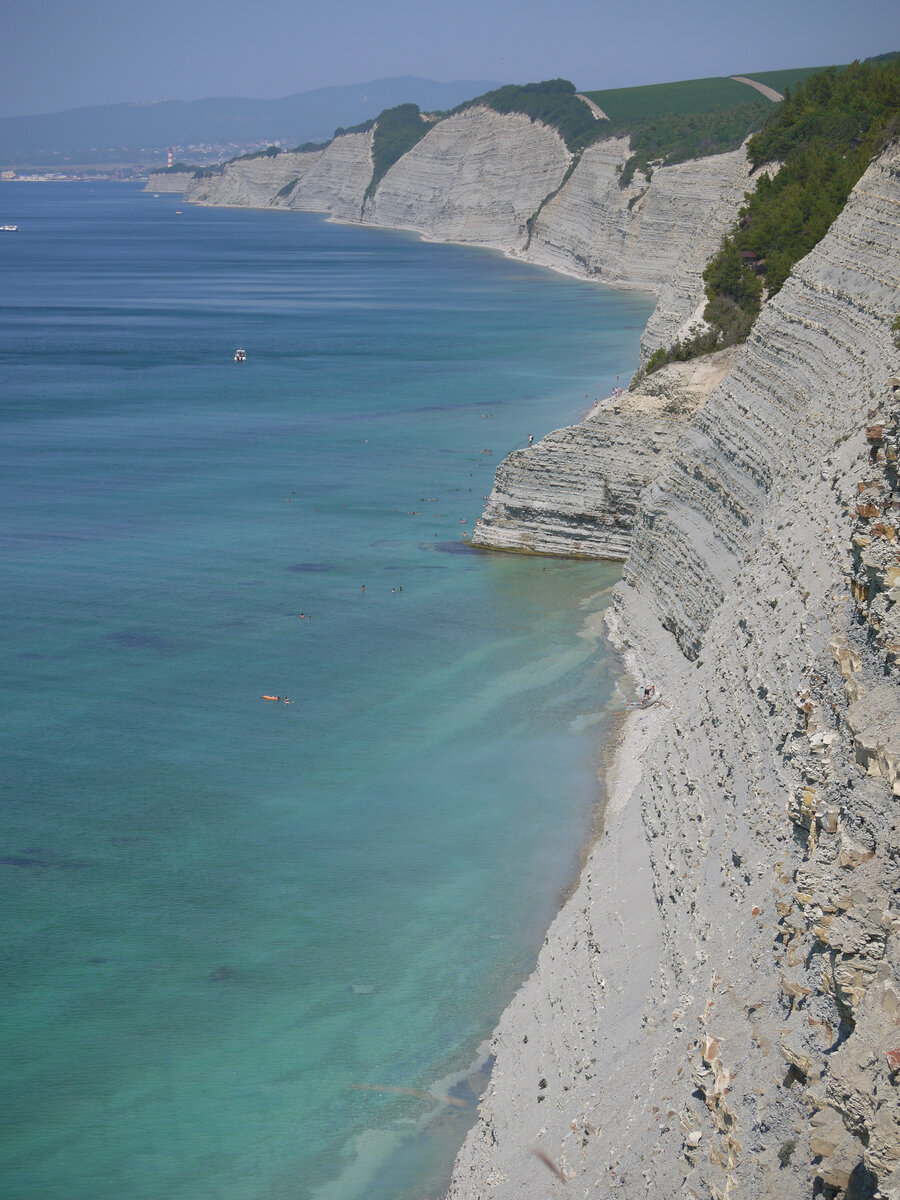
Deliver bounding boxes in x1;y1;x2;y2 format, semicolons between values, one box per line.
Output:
362;107;571;248
274;131;373;221
522;142;754;359
184;149;323;208
471;350;737;559
178;132;374;221
145;171;195;193
449;144;900;1200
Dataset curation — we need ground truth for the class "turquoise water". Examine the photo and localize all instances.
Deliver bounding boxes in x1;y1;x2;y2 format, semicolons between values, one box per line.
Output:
0;184;652;1200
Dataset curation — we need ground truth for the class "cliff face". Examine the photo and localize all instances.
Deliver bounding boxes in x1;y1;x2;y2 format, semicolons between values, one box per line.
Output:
362;107;571;248
449;144;900;1200
523;142;753;358
184;150;324;208
275;130;373;221
144;171;195;193
166;113;753;360
178;133;373;219
471;350;737;559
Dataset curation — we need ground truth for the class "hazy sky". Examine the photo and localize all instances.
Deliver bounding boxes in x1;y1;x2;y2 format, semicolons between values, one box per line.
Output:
2;0;897;117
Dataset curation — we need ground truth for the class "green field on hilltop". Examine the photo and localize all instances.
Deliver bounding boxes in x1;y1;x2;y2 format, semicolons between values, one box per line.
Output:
583;76;776;122
741;65;844;95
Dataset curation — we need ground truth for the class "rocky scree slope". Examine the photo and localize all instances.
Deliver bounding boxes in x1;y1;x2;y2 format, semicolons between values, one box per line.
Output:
448;143;900;1200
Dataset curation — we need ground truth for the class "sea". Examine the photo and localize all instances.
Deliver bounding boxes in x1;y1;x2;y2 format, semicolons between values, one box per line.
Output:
0;183;653;1200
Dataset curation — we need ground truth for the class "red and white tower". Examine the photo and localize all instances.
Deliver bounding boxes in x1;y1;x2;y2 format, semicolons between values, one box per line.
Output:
167;147;174;168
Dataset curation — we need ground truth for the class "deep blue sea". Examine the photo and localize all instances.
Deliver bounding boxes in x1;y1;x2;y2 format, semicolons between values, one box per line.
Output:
0;183;652;1200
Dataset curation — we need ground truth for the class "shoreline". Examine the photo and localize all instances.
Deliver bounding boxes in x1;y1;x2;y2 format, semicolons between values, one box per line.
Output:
147;184;660;306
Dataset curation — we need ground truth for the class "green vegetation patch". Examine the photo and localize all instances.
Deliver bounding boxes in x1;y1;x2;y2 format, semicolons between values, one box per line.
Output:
645;58;900;374
584;76;769;123
581;77;778;185
365;104;433;199
456;79;603;153
333;103;435;202
285;141;330;154
740;65;841;97
617;100;772;185
230;145;281;163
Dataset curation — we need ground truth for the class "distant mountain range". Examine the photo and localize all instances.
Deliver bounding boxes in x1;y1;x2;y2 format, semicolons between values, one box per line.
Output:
0;77;502;167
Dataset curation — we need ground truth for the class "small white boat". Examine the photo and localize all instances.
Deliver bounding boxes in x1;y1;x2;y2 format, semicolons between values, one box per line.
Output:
1;224;18;232
234;348;247;363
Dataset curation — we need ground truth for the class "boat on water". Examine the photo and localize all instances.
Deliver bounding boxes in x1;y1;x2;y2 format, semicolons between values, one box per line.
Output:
1;224;18;232
234;348;247;363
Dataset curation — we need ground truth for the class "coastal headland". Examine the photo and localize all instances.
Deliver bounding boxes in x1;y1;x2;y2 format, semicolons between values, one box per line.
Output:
151;102;900;1198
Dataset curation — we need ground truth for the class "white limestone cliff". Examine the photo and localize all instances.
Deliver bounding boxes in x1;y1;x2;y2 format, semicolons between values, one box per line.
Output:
472;350;738;559
448;142;900;1200
362;107;572;249
275;130;373;221
184;149;325;208
522;141;753;357
166;112;754;360
144;171;195;193
148;99;900;1200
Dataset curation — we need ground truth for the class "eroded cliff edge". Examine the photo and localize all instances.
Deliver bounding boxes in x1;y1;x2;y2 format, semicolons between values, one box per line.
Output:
471;351;737;559
448;144;900;1200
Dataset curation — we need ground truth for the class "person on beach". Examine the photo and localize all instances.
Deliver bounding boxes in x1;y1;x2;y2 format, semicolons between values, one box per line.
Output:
528;434;533;446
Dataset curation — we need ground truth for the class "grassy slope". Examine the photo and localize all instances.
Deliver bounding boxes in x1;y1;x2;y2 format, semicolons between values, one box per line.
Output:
583;76;774;122
742;65;844;95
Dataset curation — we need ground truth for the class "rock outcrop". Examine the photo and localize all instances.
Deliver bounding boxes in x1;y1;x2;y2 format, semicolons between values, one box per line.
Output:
449;143;900;1200
471;350;737;559
145;171;195;193
275;131;373;221
362;107;571;248
184;150;324;208
522;142;754;360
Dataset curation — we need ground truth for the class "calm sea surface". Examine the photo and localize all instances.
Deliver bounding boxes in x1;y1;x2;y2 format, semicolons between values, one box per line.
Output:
0;184;652;1200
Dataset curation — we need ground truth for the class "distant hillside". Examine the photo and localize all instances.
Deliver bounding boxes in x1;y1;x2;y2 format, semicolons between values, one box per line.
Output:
0;77;501;167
